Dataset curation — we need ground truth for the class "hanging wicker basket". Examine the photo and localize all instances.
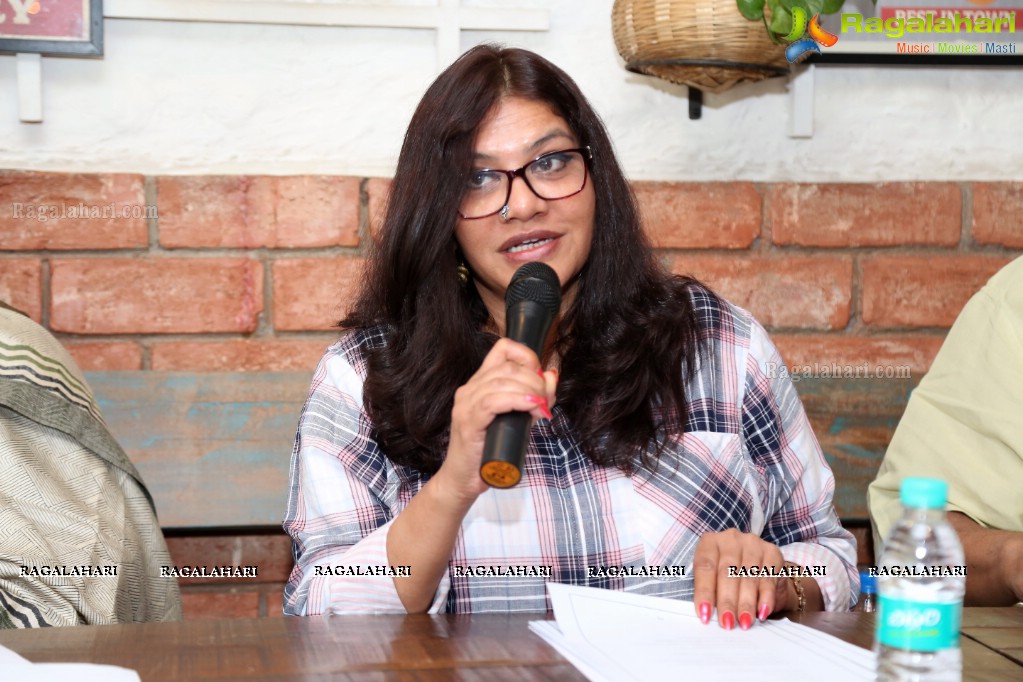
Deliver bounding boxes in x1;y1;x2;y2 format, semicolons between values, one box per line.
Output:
612;0;790;94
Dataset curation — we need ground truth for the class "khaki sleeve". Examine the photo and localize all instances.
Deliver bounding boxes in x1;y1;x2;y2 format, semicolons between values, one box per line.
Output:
868;260;1023;552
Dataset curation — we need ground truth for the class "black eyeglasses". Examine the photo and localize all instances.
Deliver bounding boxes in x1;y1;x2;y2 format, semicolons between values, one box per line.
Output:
458;146;592;220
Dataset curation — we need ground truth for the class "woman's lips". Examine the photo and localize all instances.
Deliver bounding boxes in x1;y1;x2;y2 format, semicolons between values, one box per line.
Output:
507;237;555;254
499;230;561;253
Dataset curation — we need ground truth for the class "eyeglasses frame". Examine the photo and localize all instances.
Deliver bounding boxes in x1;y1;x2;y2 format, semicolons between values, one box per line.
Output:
458;145;593;220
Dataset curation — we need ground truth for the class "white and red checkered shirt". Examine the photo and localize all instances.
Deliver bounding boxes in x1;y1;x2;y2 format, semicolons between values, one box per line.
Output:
283;289;858;615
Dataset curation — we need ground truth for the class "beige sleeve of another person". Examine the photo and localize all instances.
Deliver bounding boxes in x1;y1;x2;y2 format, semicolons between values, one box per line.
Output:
868;256;1023;552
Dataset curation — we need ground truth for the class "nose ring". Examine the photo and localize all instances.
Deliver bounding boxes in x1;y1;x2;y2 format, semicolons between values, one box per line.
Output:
499;205;510;222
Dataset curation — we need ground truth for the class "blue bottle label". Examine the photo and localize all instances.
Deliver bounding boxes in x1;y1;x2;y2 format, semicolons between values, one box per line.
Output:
877;596;961;651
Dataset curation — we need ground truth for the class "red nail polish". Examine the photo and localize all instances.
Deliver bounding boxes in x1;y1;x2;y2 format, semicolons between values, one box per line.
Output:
739;612;753;630
525;395;553;420
758;603;770;621
721;611;735;630
698;602;711;624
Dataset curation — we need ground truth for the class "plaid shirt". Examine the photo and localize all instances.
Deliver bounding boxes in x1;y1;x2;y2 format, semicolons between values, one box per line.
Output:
283;290;858;615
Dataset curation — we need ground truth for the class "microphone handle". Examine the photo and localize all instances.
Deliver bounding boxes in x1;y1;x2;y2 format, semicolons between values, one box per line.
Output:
480;412;531;488
479;300;554;488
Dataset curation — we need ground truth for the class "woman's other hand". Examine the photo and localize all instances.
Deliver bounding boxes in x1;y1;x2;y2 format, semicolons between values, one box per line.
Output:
691;529;796;630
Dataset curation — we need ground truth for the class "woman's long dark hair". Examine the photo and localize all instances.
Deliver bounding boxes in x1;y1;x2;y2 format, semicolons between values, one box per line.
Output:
343;44;706;475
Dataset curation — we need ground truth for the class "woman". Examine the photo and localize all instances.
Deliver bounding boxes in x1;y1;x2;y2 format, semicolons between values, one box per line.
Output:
283;45;857;628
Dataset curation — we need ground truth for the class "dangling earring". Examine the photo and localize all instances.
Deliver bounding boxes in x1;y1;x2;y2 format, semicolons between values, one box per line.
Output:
457;262;469;286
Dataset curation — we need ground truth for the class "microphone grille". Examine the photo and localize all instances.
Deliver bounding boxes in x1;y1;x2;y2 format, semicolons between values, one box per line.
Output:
505;262;561;317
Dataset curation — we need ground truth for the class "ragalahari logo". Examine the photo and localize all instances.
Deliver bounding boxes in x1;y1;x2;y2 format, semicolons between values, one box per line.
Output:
785;7;839;62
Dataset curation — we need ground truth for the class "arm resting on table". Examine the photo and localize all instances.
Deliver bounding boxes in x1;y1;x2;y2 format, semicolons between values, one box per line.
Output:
949;512;1023;606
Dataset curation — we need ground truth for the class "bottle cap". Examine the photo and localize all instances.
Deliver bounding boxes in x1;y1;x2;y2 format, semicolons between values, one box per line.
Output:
899;477;948;509
859;570;877;594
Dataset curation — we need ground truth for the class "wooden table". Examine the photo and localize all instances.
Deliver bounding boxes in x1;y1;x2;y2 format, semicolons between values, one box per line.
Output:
790;607;1023;682
1;608;1020;681
959;606;1023;672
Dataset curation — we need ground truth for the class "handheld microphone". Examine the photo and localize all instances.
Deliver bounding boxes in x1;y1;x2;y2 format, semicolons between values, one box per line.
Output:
479;262;561;488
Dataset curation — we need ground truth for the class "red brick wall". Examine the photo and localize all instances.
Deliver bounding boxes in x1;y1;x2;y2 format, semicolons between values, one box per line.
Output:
2;172;1020;617
3;171;1020;376
164;533;291;619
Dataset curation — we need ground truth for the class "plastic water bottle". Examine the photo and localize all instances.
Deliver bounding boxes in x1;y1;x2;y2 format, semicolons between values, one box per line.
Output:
858;569;876;613
875;477;965;682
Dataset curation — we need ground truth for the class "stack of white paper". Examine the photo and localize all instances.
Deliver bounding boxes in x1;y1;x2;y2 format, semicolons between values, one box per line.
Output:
0;643;140;681
530;583;874;682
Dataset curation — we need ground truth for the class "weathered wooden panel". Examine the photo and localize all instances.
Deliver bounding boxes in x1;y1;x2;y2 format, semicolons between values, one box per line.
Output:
86;371;312;528
85;371;913;530
795;376;919;522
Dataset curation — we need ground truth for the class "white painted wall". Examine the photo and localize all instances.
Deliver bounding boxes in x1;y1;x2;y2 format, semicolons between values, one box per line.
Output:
1;0;1021;180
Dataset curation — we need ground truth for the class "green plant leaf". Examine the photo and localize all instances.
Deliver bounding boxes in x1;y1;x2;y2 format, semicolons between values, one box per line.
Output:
764;0;792;39
737;0;766;21
769;4;793;35
821;0;844;13
763;14;784;43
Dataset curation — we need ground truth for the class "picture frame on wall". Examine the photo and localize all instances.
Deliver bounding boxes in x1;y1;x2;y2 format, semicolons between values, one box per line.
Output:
0;0;103;56
812;0;1022;65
